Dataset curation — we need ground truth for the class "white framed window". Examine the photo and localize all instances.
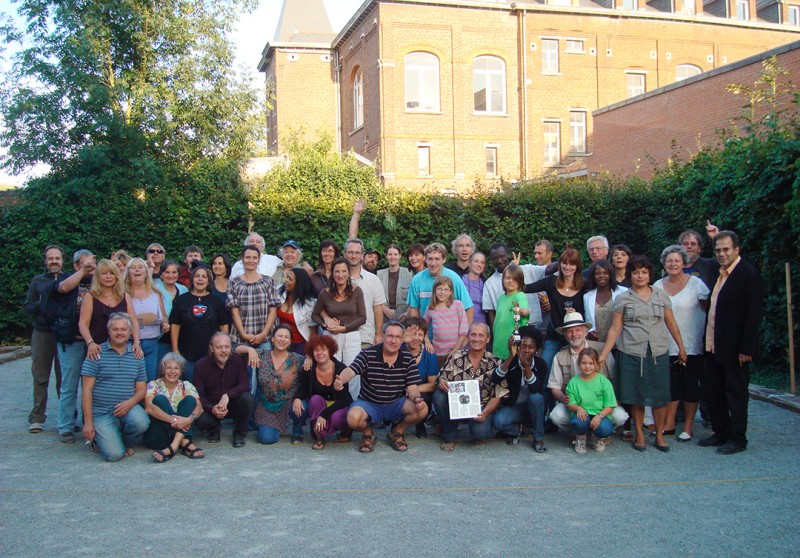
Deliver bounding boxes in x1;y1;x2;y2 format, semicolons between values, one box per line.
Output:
352;68;364;130
405;52;440;112
565;39;586;54
569;111;587;154
473;56;506;114
735;0;749;19
626;72;646;98
675;64;702;81
417;145;431;176
790;5;800;25
541;39;559;74
485;147;498;176
622;0;638;9
543;121;561;165
549;0;571;5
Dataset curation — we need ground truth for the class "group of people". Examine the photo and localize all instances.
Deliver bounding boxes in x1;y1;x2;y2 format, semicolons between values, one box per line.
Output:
23;200;765;461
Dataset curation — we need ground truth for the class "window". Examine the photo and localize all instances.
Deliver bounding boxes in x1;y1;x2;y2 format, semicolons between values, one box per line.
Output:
549;0;571;5
543;121;561;165
541;39;559;74
675;64;702;81
352;68;364;130
790;5;800;25
735;0;749;19
405;52;440;111
569;111;586;154
417;146;431;176
565;39;585;53
486;147;498;176
626;72;646;98
473;56;506;114
622;0;637;9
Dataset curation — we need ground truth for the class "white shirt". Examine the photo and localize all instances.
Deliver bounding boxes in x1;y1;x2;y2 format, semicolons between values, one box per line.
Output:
230;253;282;280
351;268;388;344
653;276;709;356
482;264;546;328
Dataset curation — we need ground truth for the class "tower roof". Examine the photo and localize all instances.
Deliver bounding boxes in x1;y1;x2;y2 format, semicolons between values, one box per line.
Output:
274;0;336;44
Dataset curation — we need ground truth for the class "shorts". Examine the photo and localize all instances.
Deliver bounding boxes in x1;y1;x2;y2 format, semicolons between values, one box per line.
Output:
351;397;407;425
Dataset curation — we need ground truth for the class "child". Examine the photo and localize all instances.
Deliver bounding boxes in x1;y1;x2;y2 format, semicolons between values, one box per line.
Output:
423;276;468;366
492;264;529;359
566;347;617;453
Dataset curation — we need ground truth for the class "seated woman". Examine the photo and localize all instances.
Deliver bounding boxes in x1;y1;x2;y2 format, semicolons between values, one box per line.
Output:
402;317;439;438
253;325;306;445
378;244;412;323
278;267;318;355
583;259;628;342
144;352;205;462
292;334;353;450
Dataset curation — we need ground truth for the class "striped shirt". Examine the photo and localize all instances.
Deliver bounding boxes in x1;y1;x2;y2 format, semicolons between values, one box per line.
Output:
423;299;468;356
81;342;146;417
349;344;421;404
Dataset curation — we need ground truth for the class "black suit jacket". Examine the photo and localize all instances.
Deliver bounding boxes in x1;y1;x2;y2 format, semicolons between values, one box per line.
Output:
709;259;764;364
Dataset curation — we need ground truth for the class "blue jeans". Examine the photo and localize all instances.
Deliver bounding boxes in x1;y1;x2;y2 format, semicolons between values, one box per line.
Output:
571;414;614;438
432;389;494;443
541;338;564;372
257;400;307;444
492;392;546;442
182;360;196;383
57;342;86;434
141;338;159;381
92;405;150;462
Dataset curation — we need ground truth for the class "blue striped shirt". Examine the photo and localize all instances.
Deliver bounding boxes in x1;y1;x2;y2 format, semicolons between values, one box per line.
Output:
349;344;420;404
81;342;146;416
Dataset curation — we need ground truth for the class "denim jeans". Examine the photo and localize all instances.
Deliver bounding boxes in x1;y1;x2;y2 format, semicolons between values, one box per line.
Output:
570;414;614;438
141;338;159;381
432;388;494;443
92;405;150;462
57;342;86;434
257;399;307;444
491;392;546;442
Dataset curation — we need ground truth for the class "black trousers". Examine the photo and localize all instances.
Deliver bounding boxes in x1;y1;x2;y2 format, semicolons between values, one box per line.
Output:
701;354;750;447
195;392;255;437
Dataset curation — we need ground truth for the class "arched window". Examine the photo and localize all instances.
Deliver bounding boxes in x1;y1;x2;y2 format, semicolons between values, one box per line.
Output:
675;64;702;82
404;52;439;111
473;56;506;114
352;68;364;129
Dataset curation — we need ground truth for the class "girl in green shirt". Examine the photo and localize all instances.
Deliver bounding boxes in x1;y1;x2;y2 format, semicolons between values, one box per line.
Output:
567;348;617;454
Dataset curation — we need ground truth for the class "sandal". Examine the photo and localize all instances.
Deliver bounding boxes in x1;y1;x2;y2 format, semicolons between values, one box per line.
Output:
334;431;352;443
387;430;408;452
311;437;326;450
153;446;176;463
358;430;376;453
180;442;205;459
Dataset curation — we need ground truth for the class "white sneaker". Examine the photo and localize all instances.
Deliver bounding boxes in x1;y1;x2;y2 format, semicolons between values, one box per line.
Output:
29;422;43;433
574;434;587;454
592;436;606;453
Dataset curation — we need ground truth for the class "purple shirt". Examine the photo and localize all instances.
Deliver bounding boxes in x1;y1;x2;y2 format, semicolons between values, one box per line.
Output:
462;275;486;323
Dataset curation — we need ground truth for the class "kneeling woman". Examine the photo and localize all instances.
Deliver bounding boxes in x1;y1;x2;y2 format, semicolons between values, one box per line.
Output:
144;353;205;462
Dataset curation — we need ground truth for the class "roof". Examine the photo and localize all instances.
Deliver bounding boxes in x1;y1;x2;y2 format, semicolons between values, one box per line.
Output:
274;0;336;44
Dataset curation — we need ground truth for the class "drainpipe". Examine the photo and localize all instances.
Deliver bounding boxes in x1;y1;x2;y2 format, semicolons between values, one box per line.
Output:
513;4;529;181
334;50;342;154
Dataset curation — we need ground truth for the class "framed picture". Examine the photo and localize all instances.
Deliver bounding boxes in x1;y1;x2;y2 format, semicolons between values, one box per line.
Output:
448;379;482;419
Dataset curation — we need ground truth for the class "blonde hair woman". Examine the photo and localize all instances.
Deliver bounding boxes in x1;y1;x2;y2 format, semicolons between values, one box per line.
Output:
125;257;169;380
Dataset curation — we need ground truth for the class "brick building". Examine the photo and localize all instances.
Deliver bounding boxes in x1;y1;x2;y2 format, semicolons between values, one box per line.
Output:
589;41;800;178
258;0;800;191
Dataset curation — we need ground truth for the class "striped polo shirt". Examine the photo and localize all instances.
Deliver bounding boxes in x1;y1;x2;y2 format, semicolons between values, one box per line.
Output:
81;342;146;417
349;344;421;405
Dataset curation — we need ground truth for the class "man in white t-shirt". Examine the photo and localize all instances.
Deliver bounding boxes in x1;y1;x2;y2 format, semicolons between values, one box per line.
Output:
482;243;545;329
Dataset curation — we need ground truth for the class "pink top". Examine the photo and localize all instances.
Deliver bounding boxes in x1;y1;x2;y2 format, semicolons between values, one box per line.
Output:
424;299;468;356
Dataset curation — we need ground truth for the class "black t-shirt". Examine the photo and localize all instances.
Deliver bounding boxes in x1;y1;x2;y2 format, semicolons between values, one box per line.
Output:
169;292;231;361
445;261;469;277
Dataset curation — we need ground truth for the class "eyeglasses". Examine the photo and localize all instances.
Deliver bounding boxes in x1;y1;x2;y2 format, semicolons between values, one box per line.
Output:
148;249;164;254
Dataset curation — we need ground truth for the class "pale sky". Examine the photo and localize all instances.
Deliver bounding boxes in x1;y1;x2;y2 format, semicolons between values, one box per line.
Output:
0;0;364;185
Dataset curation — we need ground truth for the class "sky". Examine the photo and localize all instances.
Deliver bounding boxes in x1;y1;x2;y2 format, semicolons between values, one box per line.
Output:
0;0;364;186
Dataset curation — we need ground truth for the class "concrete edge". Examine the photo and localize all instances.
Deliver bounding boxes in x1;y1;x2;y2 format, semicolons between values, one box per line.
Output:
0;346;31;365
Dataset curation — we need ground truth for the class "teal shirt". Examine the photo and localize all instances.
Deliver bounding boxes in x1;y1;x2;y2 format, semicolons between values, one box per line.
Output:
566;373;617;417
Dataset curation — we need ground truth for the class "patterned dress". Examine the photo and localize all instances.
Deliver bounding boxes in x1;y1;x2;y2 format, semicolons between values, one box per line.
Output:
253;351;305;432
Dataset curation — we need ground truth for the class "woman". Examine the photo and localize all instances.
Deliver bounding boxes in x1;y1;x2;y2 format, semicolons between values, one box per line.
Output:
155;260;187;364
253;325;306;445
378;243;412;322
611;244;632;288
145;243;166;280
143;352;205;462
524;248;587;368
125;257;169;380
110;250;132;275
311;240;340;293
653;245;709;441
292;334;353;450
227;245;280;349
402;317;438;438
461;251;487;324
311;257;366;366
407;243;426;275
583;259;628;342
79;259;142;361
278;267;318;355
170;265;230;381
600;254;687;452
211;252;232;306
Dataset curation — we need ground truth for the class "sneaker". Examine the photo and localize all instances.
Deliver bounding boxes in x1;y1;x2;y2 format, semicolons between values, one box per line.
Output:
506;435;520;446
58;432;75;444
592;436;606;453
533;440;547;453
574;434;587;454
207;429;221;443
29;423;43;433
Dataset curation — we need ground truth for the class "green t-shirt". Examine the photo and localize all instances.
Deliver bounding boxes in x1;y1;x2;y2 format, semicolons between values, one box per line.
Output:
565;373;617;417
492;291;529;359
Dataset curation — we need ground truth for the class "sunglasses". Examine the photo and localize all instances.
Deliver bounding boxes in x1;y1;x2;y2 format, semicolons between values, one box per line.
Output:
148;249;165;254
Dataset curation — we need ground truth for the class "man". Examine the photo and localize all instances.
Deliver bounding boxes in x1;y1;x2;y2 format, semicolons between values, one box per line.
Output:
680;221;719;290
363;249;381;274
547;312;627;447
51;249;96;444
23;244;64;433
80;313;150;462
177;245;204;288
700;230;764;455
482;243;542;328
193;332;255;447
533;239;554;336
583;235;609;278
445;233;476;276
491;326;548;453
432;322;502;451
229;232;282;279
408;243;474;322
345;238;388;348
334;322;427;453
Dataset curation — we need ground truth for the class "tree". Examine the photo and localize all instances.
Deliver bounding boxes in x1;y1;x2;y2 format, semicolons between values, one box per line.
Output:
0;0;260;174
